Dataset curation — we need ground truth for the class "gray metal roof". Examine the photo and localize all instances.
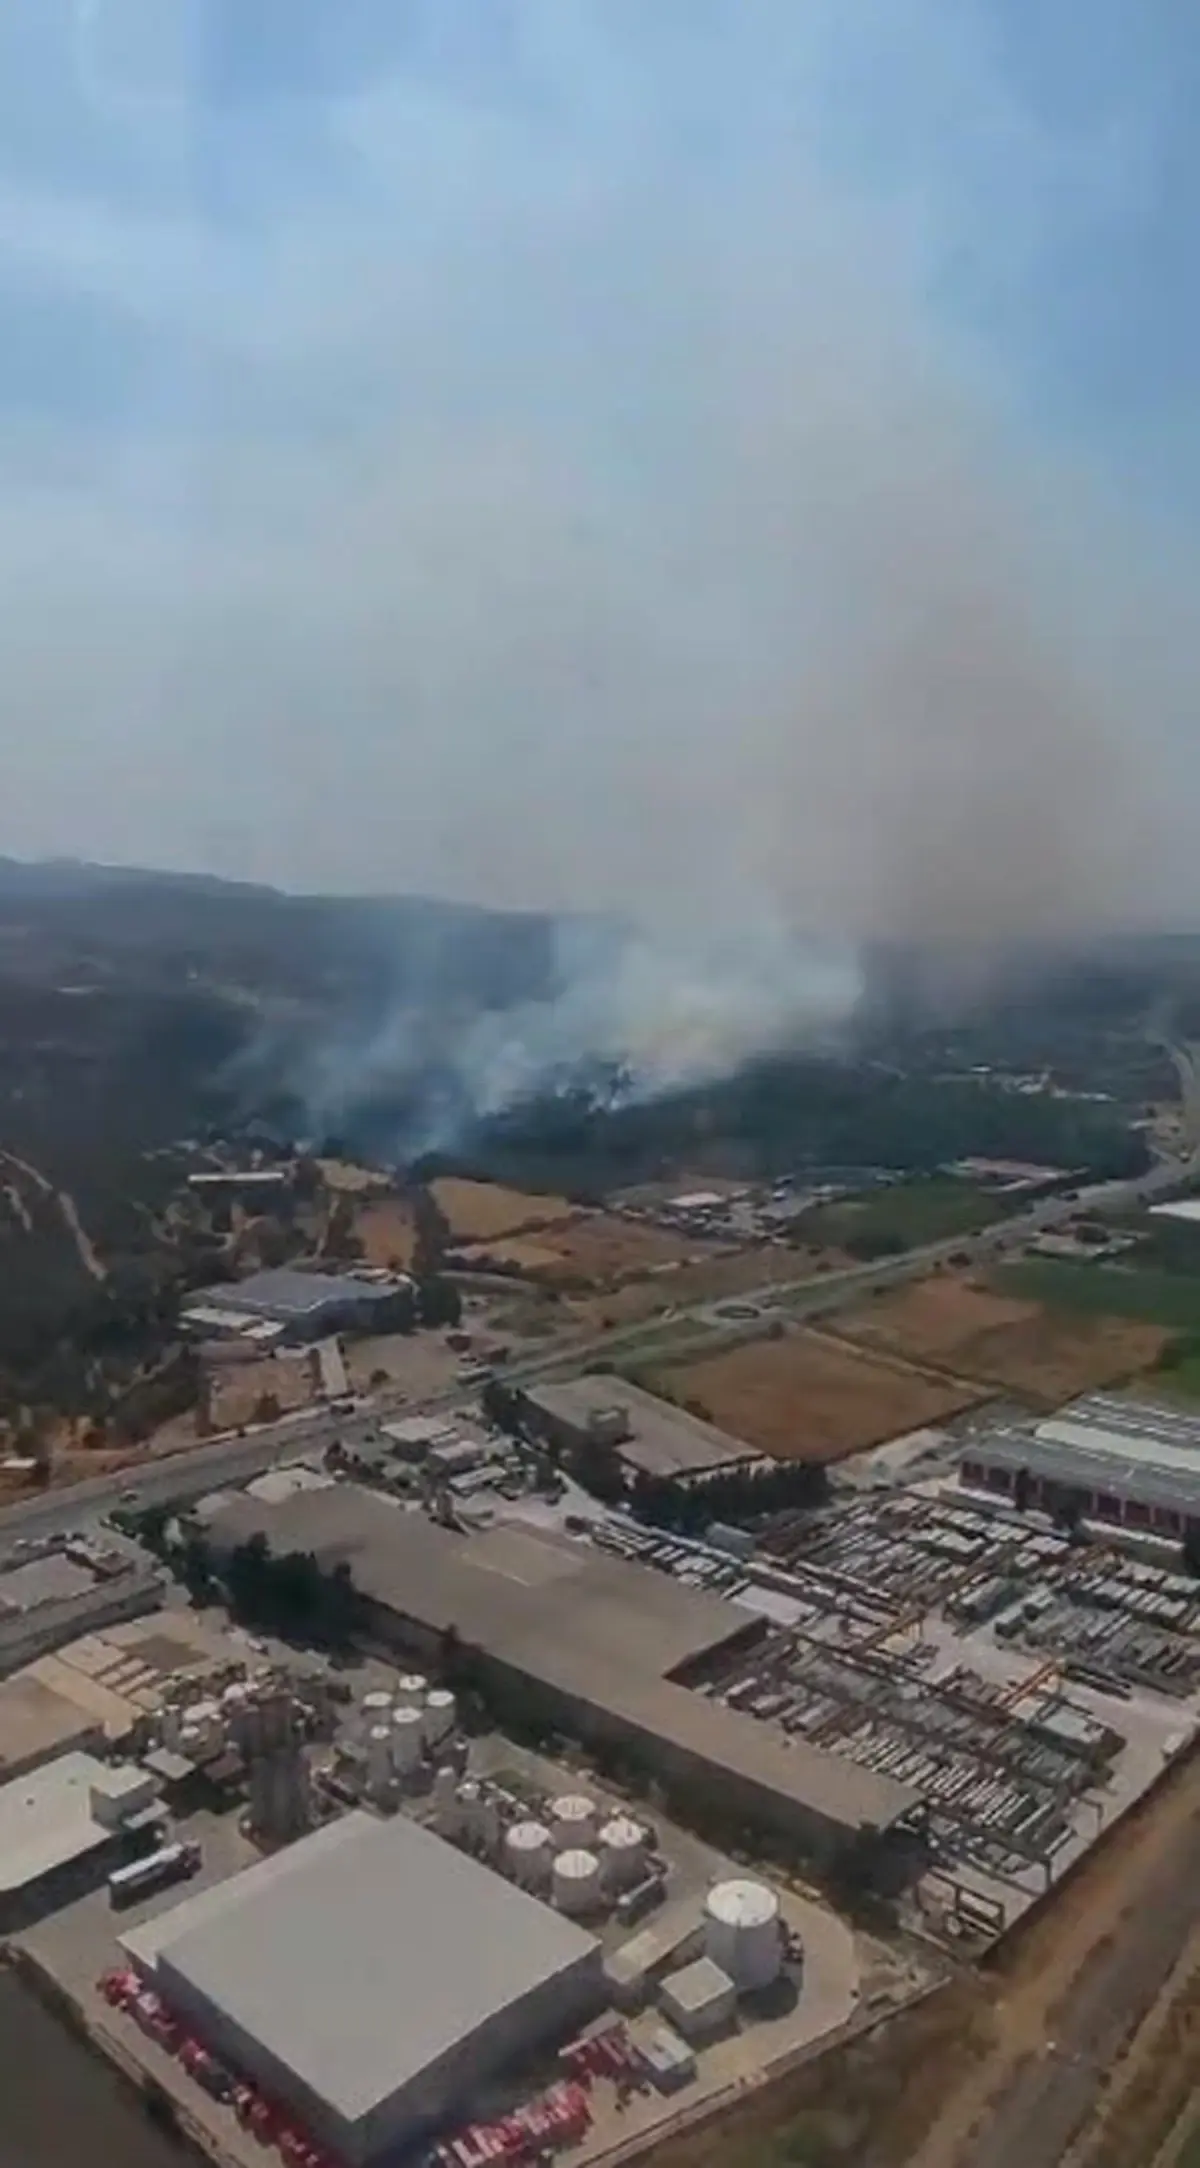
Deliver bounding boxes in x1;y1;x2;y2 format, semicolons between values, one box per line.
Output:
523;1375;764;1480
194;1269;398;1320
964;1392;1200;1517
202;1488;918;1837
138;1813;597;2124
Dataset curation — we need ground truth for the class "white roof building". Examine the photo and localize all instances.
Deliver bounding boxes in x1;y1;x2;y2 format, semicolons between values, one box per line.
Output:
122;1811;602;2163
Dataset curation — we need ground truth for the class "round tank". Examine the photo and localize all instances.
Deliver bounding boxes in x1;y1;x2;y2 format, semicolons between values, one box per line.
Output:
359;1690;392;1738
598;1815;647;1890
177;1722;204;1760
159;1703;184;1749
389;1705;424;1772
550;1794;597;1850
394;1673;428;1710
366;1724;394;1793
553;1848;603;1916
505;1820;554;1891
422;1688;456;1748
703;1879;782;1990
432;1764;459;1829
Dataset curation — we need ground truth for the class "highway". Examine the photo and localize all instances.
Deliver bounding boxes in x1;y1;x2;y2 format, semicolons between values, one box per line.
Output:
2;1144;1197;1550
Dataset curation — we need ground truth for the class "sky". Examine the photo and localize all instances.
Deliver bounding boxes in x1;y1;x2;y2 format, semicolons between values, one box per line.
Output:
1;0;1199;941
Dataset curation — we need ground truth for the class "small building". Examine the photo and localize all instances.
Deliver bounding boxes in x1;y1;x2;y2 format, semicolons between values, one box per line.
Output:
519;1376;764;1484
0;1751;163;1927
659;1956;737;2041
637;2025;696;2092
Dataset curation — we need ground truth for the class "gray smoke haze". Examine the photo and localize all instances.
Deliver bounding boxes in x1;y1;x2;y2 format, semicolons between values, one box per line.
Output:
3;2;1198;1116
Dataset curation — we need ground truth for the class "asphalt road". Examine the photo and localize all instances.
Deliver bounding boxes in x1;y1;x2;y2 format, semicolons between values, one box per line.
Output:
3;1146;1196;1550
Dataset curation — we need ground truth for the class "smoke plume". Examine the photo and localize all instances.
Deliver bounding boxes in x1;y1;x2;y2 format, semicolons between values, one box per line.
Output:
3;2;1198;1126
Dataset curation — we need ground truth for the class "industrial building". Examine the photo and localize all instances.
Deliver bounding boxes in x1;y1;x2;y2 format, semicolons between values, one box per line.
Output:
518;1375;765;1483
122;1812;602;2163
0;1751;162;1924
957;1393;1200;1537
196;1485;918;1867
183;1268;411;1346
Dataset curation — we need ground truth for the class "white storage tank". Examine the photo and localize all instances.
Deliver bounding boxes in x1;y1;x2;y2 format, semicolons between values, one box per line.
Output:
389;1705;424;1773
365;1724;394;1795
455;1780;498;1851
395;1673;428;1710
422;1688;456;1748
505;1820;554;1891
599;1815;647;1890
553;1848;603;1916
432;1764;459;1829
703;1879;782;1991
359;1689;392;1739
551;1793;597;1851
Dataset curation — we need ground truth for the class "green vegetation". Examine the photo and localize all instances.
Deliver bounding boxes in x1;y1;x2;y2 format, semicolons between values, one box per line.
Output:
995;1259;1200;1330
798;1176;1010;1259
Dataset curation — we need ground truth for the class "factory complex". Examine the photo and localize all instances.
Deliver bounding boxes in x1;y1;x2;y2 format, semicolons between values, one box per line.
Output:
197;1482;918;1864
958;1392;1200;1536
121;1813;603;2165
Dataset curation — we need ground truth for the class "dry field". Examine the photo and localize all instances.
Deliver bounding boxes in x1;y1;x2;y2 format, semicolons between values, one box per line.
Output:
351;1198;419;1269
562;1243;847;1327
206;1352;316;1431
316;1158;385;1193
840;1274;1170;1405
656;1328;985;1463
461;1210;719;1289
432;1176;576;1241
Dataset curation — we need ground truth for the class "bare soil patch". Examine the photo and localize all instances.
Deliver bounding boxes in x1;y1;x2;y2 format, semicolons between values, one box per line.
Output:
841;1274;1169;1404
460;1211;719;1289
655;1328;984;1462
566;1243;849;1327
206;1352;315;1431
352;1198;418;1269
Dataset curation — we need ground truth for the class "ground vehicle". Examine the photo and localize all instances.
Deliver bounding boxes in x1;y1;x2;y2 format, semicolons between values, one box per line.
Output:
109;1839;202;1907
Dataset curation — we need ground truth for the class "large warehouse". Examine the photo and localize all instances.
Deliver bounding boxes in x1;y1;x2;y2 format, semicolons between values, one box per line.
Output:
183;1268;410;1345
198;1486;918;1866
122;1812;602;2163
958;1393;1200;1538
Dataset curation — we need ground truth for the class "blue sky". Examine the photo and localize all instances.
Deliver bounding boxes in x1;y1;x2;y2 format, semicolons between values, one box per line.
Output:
0;0;1196;934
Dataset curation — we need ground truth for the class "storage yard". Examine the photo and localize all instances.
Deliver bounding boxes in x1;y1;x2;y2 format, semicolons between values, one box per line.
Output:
653;1329;986;1463
840;1275;1171;1403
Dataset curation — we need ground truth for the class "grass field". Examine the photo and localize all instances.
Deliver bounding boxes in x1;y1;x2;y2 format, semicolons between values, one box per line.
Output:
798;1177;1009;1255
995;1260;1200;1331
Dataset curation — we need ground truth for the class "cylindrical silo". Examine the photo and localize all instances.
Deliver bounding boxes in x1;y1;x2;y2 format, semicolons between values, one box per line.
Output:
703;1879;782;1991
432;1764;459;1832
506;1820;554;1891
389;1705;424;1774
177;1721;204;1761
395;1673;428;1710
366;1725;394;1797
550;1794;597;1851
599;1815;647;1891
553;1848;603;1916
359;1689;392;1740
422;1688;456;1749
455;1780;484;1841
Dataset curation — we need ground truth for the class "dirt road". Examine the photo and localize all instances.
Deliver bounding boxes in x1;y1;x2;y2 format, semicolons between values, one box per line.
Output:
909;1764;1200;2168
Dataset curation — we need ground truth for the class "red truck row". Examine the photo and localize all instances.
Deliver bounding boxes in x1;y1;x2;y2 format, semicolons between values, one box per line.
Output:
99;1970;343;2168
430;2021;646;2168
